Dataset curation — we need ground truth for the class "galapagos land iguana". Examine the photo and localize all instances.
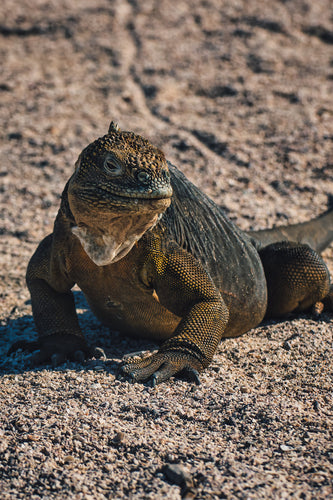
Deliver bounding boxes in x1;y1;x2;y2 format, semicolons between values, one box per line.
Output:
9;122;333;385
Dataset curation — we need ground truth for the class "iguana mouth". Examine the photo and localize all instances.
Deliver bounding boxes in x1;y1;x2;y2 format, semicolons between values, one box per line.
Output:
76;184;173;202
69;186;172;218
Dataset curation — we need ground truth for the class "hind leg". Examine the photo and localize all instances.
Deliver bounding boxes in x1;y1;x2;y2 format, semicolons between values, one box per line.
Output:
258;241;331;318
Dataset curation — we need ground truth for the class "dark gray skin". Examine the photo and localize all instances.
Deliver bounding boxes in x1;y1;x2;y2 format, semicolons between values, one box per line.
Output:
159;164;268;338
9;125;333;385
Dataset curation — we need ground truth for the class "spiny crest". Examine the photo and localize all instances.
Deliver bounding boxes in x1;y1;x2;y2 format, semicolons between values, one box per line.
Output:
104;122;164;162
108;121;120;134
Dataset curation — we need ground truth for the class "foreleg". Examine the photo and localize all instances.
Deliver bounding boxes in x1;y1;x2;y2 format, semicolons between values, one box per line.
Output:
120;242;229;385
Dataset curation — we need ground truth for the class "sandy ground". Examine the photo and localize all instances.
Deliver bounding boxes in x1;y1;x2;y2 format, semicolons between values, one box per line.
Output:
0;0;333;498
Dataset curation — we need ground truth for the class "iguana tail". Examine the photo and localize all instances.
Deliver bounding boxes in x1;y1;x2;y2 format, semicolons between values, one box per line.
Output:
247;206;333;253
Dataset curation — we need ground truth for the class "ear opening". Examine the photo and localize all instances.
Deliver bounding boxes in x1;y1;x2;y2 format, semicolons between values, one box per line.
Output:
108;121;121;134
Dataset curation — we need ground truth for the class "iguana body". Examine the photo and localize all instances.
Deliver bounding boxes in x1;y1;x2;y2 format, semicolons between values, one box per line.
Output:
11;123;333;384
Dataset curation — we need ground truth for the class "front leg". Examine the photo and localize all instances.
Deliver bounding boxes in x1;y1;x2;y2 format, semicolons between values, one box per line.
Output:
8;234;92;365
120;241;229;384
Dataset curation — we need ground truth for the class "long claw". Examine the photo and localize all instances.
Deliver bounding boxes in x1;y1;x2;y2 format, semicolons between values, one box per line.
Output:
185;367;201;385
151;374;158;387
116;364;124;380
116;365;136;383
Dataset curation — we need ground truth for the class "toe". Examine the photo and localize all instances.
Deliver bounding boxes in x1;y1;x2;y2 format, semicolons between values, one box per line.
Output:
183;367;201;385
74;350;85;363
30;349;52;366
149;363;178;386
92;347;107;359
120;355;163;382
51;352;66;367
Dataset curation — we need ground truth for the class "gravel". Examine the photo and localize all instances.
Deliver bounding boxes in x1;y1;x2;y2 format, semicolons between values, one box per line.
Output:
0;0;332;498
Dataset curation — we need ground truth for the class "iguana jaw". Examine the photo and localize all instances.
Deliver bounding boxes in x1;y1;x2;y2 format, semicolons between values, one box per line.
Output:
69;196;169;266
72;214;160;266
68;185;172;212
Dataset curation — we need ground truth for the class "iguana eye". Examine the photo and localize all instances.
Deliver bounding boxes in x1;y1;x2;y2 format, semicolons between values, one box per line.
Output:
137;171;151;184
104;157;123;176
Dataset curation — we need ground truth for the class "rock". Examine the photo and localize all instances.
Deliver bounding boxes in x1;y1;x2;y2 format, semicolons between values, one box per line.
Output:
280;444;293;452
162;463;196;498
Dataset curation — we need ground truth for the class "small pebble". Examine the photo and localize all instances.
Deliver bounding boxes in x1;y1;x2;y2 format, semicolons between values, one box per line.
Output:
280;444;293;452
283;341;291;351
163;463;193;486
92;365;104;371
313;400;320;411
112;432;125;444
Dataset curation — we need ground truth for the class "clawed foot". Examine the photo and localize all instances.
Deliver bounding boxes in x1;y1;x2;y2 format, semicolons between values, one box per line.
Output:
7;339;40;355
311;288;333;317
118;350;202;386
8;336;203;385
7;334;106;367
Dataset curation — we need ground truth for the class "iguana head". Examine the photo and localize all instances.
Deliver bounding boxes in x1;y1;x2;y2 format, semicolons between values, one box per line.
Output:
68;122;172;266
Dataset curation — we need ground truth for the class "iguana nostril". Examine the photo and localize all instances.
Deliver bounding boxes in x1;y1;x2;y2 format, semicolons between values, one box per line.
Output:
137;171;150;183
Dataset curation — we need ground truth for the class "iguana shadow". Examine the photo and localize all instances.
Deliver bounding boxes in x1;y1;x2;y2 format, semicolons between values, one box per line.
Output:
1;291;159;376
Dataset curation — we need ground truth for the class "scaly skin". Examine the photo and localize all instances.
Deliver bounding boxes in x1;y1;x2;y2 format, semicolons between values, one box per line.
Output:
9;122;333;385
